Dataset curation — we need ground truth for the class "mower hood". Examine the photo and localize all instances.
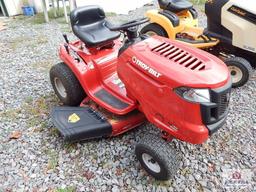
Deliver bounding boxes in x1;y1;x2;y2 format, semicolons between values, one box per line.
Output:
127;36;230;89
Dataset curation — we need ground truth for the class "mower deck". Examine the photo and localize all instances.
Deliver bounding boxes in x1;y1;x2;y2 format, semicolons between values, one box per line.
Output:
52;106;112;142
51;103;146;142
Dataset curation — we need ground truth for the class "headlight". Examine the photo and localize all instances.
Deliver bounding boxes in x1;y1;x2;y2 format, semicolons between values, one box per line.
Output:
175;87;210;103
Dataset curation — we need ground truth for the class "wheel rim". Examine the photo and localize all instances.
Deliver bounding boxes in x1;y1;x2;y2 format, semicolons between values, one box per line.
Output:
145;31;158;37
228;66;243;84
54;77;67;98
142;153;161;173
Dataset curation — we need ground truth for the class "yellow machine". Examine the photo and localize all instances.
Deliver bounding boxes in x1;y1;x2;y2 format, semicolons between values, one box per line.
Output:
141;0;254;88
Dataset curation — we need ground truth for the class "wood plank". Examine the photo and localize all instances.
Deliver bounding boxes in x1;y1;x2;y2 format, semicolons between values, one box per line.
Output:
0;21;7;31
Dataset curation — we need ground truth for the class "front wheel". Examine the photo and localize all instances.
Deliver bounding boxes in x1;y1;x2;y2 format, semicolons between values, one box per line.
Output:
135;133;180;180
140;23;168;38
224;57;252;88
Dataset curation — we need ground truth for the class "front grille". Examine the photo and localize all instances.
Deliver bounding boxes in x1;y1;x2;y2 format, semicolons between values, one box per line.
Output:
219;92;230;117
201;80;232;125
151;42;206;71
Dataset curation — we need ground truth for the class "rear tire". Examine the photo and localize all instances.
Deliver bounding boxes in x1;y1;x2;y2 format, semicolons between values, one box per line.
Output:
140;23;168;38
50;62;86;106
135;133;180;180
224;57;252;88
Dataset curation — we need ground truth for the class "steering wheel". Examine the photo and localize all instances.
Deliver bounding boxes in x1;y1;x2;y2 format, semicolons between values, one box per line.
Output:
108;18;149;31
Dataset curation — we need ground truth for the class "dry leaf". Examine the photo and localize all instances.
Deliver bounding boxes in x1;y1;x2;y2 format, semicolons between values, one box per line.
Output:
116;168;123;176
9;131;22;139
83;170;95;180
208;163;216;172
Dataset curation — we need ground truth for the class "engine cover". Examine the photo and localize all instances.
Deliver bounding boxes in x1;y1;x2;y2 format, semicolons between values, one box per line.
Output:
222;0;256;53
118;35;229;89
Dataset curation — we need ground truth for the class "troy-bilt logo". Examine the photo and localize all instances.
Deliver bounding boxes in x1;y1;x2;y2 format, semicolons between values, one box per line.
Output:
132;56;162;78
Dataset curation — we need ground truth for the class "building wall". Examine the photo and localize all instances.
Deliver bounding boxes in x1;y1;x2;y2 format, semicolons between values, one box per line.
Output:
4;0;154;16
3;0;50;16
4;0;23;16
76;0;153;14
29;0;50;13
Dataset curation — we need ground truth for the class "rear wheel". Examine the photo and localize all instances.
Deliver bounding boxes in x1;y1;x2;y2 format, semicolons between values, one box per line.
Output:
224;57;252;88
140;23;168;38
50;62;86;106
135;133;180;180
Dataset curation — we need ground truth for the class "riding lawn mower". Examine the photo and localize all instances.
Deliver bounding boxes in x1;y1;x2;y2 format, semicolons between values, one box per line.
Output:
49;5;231;180
141;0;255;88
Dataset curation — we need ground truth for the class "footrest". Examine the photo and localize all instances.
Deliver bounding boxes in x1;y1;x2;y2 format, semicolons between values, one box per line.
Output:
51;107;112;142
94;89;129;110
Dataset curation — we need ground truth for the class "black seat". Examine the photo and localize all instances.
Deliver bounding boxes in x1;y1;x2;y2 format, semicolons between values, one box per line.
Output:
70;5;120;47
158;0;193;13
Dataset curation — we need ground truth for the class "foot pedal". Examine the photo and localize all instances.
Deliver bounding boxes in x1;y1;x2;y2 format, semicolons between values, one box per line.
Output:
51;107;112;142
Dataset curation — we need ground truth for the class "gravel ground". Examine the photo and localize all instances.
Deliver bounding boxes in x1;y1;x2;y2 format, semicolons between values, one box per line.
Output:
0;5;255;192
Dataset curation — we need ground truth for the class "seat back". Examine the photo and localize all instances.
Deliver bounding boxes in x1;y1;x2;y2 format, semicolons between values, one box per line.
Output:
158;0;169;10
158;0;192;13
70;5;120;48
70;5;106;27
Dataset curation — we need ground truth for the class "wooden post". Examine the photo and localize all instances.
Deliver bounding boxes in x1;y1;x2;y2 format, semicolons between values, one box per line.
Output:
51;0;57;18
42;0;49;23
62;0;69;23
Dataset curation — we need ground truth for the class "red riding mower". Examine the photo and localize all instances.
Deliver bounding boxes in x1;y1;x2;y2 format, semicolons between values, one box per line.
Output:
50;5;232;180
141;0;255;88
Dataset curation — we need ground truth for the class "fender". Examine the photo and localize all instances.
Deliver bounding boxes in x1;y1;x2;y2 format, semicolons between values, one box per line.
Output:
145;10;198;39
146;10;182;39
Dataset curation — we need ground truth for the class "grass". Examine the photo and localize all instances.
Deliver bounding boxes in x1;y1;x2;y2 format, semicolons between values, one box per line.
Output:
0;108;22;121
22;94;58;128
47;150;59;171
189;0;206;5
24;96;33;103
31;60;53;72
6;34;48;51
63;143;77;153
106;12;117;17
152;179;173;188
8;36;32;50
54;187;76;192
36;35;49;44
30;6;70;25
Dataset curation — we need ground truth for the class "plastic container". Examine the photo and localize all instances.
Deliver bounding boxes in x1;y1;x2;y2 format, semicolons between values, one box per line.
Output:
22;6;35;16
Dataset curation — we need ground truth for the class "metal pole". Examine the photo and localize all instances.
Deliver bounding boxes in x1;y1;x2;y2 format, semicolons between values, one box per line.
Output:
73;0;77;8
57;0;60;10
69;0;74;11
42;0;49;23
62;0;69;23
